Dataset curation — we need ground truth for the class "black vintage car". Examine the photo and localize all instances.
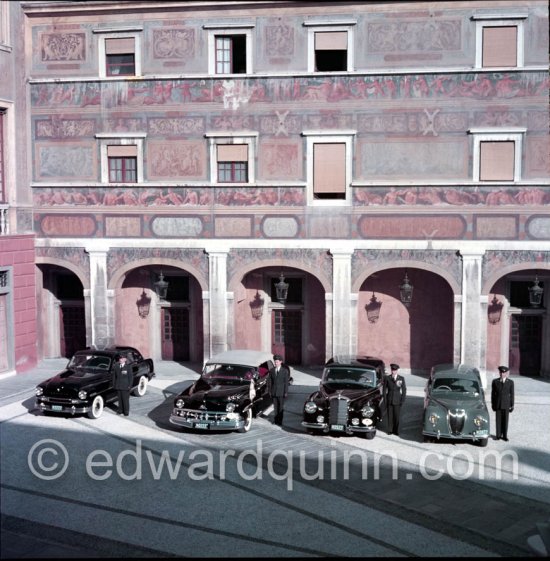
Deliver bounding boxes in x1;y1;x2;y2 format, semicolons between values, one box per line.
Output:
170;350;274;433
302;356;385;439
35;346;155;419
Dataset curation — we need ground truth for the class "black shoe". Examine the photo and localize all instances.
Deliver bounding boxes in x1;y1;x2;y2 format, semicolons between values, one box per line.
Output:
503;437;508;441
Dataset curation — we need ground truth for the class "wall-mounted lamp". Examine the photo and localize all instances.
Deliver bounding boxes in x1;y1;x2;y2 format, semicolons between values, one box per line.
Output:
399;272;414;307
488;295;504;324
365;292;382;323
136;290;151;318
154;271;169;300
275;272;289;303
249;291;265;320
528;275;544;308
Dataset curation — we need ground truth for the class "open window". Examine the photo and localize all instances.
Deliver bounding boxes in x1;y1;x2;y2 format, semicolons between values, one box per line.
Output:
205;24;253;75
470;128;525;182
473;13;526;69
95;28;142;78
304;21;355;72
206;132;257;184
303;131;354;205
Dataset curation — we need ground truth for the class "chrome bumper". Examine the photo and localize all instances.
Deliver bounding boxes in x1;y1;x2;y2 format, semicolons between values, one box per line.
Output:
302;421;376;434
169;412;246;431
36;401;89;415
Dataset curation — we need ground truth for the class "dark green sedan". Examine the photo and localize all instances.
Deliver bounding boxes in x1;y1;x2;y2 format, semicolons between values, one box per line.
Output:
422;364;490;447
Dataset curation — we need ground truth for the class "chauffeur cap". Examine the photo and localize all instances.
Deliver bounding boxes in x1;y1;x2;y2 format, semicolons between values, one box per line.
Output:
273;354;283;361
390;363;399;371
498;365;509;373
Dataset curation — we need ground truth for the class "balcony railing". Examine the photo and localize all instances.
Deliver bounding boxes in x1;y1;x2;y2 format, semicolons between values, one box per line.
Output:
0;205;8;235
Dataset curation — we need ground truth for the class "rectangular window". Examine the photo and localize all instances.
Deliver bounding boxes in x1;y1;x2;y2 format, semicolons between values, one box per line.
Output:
479;141;515;181
313;143;346;199
105;37;135;76
0;110;5;202
215;35;246;74
107;145;137;183
482;26;517;67
217;144;248;183
314;31;348;71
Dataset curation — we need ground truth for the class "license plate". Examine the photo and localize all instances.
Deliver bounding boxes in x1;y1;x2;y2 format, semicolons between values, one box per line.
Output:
51;405;63;411
331;424;345;431
195;422;209;429
475;430;489;436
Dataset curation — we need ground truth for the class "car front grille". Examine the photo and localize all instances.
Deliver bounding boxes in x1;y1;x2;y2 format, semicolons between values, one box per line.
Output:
177;409;226;422
448;409;466;435
42;396;74;405
329;396;349;425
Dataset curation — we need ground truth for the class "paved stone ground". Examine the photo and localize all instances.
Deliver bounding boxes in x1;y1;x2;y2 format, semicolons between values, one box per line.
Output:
1;359;549;558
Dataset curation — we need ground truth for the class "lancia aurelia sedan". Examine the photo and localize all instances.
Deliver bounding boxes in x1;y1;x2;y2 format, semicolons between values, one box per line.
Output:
302;356;385;439
423;363;490;446
35;346;155;419
169;350;274;433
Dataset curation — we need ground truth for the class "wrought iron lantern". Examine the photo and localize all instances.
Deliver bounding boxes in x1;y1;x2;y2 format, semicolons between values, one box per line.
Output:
136;290;152;318
249;291;265;320
528;275;544;308
487;295;504;324
365;292;383;323
399;272;414;307
154;271;169;300
275;272;289;303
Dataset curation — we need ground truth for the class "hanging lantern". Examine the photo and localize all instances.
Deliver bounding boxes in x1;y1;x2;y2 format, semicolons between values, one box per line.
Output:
365;292;382;323
275;272;289;303
136;290;151;318
154;271;169;300
528;276;544;308
249;291;265;320
487;295;504;324
399;272;414;307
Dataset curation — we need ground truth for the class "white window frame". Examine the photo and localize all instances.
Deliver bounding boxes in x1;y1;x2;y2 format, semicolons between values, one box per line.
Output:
304;20;356;73
472;14;527;69
302;130;355;206
94;27;143;78
205;131;258;184
96;132;146;184
469;128;526;182
204;24;254;75
0;0;11;51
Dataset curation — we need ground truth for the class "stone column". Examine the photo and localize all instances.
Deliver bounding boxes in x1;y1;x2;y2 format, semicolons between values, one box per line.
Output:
207;250;229;357
459;250;487;387
86;250;113;349
330;248;354;357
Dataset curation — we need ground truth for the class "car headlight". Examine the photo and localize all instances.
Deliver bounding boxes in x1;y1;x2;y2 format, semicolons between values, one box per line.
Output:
361;405;374;418
474;415;487;427
304;402;317;414
429;413;440;425
175;399;185;409
316;415;324;423
35;387;43;397
226;402;236;412
78;390;87;400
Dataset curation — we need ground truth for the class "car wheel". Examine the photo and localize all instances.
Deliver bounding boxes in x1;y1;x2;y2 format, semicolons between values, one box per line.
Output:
87;395;104;419
364;430;376;440
133;375;148;397
477;438;489;447
238;408;252;433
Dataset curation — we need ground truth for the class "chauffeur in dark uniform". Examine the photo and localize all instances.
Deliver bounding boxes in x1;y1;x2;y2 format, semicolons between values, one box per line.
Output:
384;363;407;436
113;354;133;416
491;365;514;441
268;354;291;426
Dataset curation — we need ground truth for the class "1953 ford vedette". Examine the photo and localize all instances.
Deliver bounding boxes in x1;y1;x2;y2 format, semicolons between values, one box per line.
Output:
423;363;490;446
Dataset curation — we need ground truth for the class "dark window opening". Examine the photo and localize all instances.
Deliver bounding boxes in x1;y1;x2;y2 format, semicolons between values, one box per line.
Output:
108;157;137;183
106;53;135;76
314;191;346;200
315;50;347;72
216;35;246;74
57;274;84;300
164;276;190;303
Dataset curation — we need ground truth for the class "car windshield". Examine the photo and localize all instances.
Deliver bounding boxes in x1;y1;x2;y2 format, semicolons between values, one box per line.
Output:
323;367;377;389
68;354;112;371
203;364;256;382
432;377;480;394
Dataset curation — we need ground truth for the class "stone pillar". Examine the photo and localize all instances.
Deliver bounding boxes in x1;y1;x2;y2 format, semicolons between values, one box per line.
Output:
330;248;354;357
86;250;113;349
459;250;487;387
207;250;229;357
